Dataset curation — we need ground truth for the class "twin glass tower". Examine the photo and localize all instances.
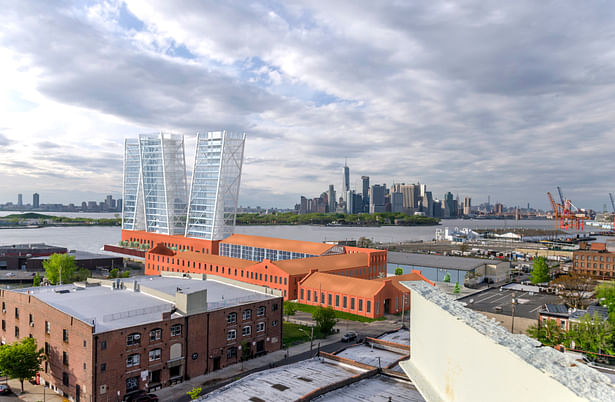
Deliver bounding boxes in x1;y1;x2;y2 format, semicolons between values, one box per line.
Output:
122;131;246;240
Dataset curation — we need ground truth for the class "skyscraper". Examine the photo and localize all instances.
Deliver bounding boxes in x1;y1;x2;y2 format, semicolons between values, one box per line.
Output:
122;131;245;240
370;184;386;213
328;185;336;213
185;131;245;240
342;161;350;211
464;197;472;215
17;194;23;207
32;193;39;209
361;176;370;212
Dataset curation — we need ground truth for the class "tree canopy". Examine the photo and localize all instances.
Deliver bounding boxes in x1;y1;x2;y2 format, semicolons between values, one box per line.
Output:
552;272;595;308
0;338;45;392
529;257;550;284
394;267;404;276
43;253;77;285
443;272;451;283
596;282;615;314
313;306;337;334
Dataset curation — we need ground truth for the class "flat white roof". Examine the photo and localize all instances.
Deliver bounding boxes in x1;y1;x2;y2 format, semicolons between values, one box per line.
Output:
337;344;404;368
199;358;362;401
15;276;276;334
313;374;424;401
378;328;410;345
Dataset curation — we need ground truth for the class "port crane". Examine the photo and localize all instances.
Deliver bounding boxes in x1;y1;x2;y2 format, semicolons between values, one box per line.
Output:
546;187;588;230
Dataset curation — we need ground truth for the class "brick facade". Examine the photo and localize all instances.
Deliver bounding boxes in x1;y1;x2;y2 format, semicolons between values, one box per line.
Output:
572;248;615;279
0;286;282;401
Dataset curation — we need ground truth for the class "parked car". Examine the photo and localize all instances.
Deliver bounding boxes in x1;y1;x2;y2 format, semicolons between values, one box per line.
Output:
0;384;11;395
125;390;159;402
341;331;358;343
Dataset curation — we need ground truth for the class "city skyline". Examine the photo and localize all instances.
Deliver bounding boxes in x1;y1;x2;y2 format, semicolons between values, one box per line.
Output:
1;2;615;210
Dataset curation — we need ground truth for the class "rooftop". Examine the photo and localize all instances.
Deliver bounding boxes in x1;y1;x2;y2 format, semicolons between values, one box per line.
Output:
375;271;435;293
174;250;258;269
221;233;339;255
13;275;276;333
403;281;615;402
378;328;410;345
336;344;405;368
312;374;424;402
29;250;122;261
198;358;361;401
274;253;368;275
299;271;384;298
389;251;506;271
458;287;562;319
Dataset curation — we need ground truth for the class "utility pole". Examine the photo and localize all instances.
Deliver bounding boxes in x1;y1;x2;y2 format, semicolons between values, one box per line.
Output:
511;292;517;334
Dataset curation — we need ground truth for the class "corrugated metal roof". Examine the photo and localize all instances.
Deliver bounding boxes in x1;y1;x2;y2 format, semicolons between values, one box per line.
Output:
300;271;385;298
544;304;568;314
388;251;506;271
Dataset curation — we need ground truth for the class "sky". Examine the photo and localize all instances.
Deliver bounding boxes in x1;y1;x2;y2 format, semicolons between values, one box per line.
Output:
0;1;614;210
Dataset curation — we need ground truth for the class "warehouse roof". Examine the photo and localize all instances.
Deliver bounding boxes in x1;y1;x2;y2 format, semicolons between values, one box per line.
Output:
13;275;275;333
274;253;369;275
388;251;504;271
221;234;340;255
299;271;385;298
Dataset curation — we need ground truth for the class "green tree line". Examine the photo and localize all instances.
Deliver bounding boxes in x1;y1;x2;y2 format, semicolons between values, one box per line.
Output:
235;212;439;226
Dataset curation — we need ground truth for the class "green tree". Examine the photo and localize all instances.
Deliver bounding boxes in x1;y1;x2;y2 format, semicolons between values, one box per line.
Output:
394;267;403;276
73;267;91;282
527;319;567;347
42;253;77;285
240;340;251;361
443;272;451;283
108;268;119;279
121;270;130;278
568;313;614;358
186;386;202;400
530;257;550;284
454;282;460;294
596;282;615;314
0;338;45;393
313;306;337;334
32;272;41;287
284;301;298;317
357;237;373;248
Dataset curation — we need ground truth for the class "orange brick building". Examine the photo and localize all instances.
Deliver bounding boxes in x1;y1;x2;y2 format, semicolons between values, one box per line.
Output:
572;242;615;279
297;270;434;319
132;230;388;301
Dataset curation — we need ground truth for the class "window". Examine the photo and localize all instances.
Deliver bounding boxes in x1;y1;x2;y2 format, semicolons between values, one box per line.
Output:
1;302;4;312
343;296;347;308
367;301;371;313
63;329;69;343
228;312;237;324
350;298;355;310
126;353;140;367
257;322;265;332
83;340;87;348
272;320;278;327
14;326;19;338
126;377;138;393
227;347;237;359
100;340;107;350
243;309;252;320
560;321;566;330
171;324;182;336
100;363;106;372
257;306;266;317
127;333;141;346
272;303;278;312
63;351;69;365
149;349;161;361
150;328;162;342
359;299;363;312
242;326;251;336
63;372;69;386
29;313;33;325
328;294;332;306
14;307;18;319
335;295;340;307
227;329;237;341
321;293;325;304
307;290;311;301
313;292;318;303
1;320;4;331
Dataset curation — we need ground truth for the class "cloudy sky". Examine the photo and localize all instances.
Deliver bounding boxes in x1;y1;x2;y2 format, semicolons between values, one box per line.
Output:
1;1;614;210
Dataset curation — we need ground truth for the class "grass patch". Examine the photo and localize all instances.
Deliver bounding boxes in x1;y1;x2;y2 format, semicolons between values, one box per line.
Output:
286;301;385;323
282;322;325;347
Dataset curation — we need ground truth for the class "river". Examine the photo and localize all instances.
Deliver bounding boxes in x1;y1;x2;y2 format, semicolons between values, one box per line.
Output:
0;215;587;255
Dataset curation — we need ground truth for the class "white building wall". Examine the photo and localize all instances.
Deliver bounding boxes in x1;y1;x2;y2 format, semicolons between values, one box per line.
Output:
400;282;612;402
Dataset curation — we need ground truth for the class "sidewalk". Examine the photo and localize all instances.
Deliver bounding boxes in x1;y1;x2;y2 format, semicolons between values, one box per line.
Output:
0;378;65;402
153;316;402;401
153;332;343;402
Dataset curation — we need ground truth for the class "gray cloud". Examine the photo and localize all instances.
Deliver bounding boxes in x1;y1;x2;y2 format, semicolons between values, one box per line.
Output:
1;1;615;209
